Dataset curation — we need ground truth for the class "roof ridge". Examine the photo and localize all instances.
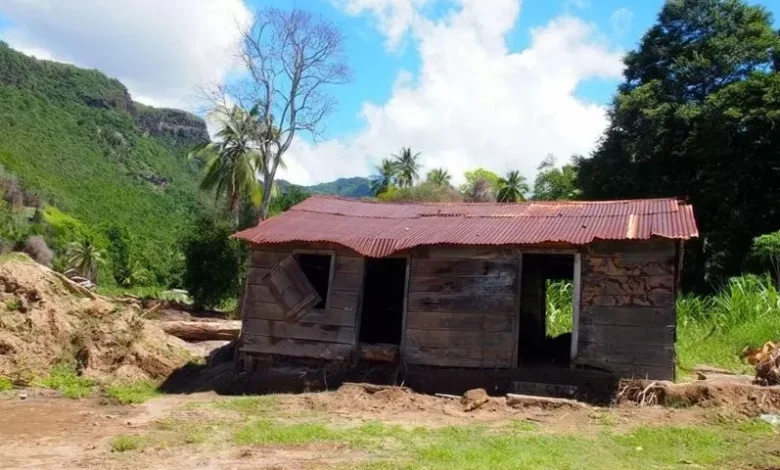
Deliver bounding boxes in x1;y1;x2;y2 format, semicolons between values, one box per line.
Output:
305;195;688;206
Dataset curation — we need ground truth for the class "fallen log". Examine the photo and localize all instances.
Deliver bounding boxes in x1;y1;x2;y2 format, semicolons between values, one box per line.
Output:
506;393;587;410
156;320;241;342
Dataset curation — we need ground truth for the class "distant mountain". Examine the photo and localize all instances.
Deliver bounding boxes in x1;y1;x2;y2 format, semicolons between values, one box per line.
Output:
278;177;373;198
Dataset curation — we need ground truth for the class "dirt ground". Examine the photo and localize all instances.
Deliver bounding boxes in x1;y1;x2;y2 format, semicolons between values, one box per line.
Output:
1;382;777;470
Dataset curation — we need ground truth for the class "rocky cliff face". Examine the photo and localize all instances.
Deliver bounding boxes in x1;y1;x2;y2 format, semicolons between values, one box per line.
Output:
134;104;209;149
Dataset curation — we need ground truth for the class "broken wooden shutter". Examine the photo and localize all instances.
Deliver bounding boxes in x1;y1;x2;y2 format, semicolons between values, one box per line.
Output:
266;255;321;319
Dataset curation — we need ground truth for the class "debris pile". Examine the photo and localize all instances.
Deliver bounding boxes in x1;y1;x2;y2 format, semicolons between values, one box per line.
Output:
742;341;780;386
0;255;192;384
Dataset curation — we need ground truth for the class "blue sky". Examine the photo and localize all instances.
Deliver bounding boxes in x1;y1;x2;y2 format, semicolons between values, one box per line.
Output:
245;0;780;139
0;0;778;184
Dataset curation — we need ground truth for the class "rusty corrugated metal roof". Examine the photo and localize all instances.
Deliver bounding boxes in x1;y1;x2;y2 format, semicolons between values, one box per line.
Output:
233;196;699;257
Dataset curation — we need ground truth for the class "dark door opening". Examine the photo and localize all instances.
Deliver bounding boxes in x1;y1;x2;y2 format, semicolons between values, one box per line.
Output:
518;254;575;366
359;257;407;345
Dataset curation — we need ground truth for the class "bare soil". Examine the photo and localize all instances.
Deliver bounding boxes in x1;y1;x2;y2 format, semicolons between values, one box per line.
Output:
0;381;767;469
0;257;193;384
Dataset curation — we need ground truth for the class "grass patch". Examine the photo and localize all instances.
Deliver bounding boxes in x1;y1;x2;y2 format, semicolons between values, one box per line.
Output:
355;421;779;469
104;380;160;404
110;434;148;452
677;275;779;373
37;363;95;398
215;396;279;415
0;376;13;391
545;275;780;374
5;299;19;311
235;419;339;446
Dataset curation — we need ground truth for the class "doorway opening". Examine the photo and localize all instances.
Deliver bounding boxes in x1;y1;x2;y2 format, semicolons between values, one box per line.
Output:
359;257;407;345
518;254;576;366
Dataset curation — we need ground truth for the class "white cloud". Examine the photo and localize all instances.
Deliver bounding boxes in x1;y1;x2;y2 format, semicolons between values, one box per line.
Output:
609;8;633;36
335;0;433;50
0;0;251;109
279;0;623;185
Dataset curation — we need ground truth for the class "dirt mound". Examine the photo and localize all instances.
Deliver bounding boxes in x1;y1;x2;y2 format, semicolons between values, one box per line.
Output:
0;257;192;384
617;377;780;414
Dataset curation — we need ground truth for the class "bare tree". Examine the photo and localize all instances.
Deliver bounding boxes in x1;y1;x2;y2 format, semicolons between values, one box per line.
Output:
468;177;497;202
205;8;351;220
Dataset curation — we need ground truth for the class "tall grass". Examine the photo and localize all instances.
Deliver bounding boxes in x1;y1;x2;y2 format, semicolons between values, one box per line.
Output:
676;274;779;373
546;280;573;337
546;274;779;373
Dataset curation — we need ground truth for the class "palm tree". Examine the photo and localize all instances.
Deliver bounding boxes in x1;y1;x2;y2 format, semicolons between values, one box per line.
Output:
392;147;421;188
371;158;398;196
66;239;105;282
426;168;451;186
497;170;530;202
190;106;267;215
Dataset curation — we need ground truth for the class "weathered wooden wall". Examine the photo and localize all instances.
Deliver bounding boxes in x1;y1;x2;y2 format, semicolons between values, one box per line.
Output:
403;247;519;368
575;239;678;380
240;244;364;361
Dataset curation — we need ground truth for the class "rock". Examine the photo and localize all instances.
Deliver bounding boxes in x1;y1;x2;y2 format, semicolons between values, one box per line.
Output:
461;388;489;412
18;391;27;400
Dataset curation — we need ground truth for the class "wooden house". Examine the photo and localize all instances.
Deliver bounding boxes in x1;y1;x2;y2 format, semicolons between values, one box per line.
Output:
232;196;698;388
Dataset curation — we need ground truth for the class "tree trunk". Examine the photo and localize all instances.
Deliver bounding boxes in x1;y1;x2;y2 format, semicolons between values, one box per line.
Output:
156;320;241;342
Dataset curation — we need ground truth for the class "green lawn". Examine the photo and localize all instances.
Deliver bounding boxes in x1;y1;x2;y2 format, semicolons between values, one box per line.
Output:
103;395;780;469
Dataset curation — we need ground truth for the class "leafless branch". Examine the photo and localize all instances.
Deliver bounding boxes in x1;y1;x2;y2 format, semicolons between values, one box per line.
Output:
199;7;351;220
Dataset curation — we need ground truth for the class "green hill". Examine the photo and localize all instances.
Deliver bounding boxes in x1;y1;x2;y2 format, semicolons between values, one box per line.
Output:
278;177;373;198
0;42;208;285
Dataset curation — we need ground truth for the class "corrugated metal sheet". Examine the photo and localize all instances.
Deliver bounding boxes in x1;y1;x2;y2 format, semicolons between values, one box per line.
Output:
233;196;699;258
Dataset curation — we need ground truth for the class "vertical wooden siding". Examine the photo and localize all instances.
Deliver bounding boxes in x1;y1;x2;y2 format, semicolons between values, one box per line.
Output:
403;247;518;368
575;240;677;380
240;246;364;360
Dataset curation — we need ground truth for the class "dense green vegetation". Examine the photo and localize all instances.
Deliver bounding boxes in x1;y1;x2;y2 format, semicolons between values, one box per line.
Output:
0;41;209;286
577;0;780;292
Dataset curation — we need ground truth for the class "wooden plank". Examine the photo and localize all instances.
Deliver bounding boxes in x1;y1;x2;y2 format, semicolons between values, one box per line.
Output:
581;306;674;327
577;341;675;368
405;329;514;349
335;256;364;274
408;293;515;314
243;302;356;326
582;256;674;277
577;361;675;381
246;267;271;285
245;284;276;304
406;312;513;332
580;275;675;297
331;272;364;292
512;254;523;368
400;254;411;350
241;335;353;360
250;250;289;268
403;345;512;368
267;256;320;317
588;239;675;255
578;323;675;346
582;294;675;308
571;253;581;363
412;259;517;277
243;319;355;344
409;275;515;295
415;246;578;259
329;291;360;311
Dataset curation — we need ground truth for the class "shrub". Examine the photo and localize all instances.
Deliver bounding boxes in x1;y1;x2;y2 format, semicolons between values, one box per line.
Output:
750;231;780;287
378;182;463;203
23;235;53;267
37;363;95;398
180;214;246;309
